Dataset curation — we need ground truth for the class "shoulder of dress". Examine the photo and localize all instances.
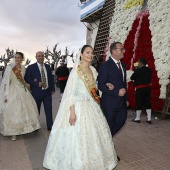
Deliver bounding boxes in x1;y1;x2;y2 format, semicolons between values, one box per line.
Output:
90;66;98;79
90;65;95;70
6;65;11;69
21;65;25;69
6;65;12;70
90;65;97;72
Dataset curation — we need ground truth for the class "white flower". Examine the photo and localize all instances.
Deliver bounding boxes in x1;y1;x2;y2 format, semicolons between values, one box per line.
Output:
126;70;134;82
160;85;167;99
148;0;170;98
108;0;142;55
159;79;170;86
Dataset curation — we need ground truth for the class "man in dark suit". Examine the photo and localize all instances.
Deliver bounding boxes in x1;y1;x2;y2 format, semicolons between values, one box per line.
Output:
98;42;129;161
98;42;128;138
131;58;152;124
98;42;128;160
25;51;55;131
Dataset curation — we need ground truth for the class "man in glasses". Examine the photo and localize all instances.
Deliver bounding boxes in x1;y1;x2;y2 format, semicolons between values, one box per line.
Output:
98;42;128;161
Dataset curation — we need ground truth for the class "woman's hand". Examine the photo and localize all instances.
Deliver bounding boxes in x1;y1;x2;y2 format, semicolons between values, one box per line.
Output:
69;112;76;126
106;83;114;90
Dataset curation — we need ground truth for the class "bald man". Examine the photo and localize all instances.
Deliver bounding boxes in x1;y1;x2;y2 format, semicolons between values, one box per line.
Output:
25;51;55;131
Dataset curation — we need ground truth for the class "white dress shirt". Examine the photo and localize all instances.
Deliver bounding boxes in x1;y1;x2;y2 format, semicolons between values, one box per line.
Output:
37;62;49;89
111;57;124;81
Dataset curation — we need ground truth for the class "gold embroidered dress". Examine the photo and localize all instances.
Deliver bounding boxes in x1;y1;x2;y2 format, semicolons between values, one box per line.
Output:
43;65;117;170
0;65;40;136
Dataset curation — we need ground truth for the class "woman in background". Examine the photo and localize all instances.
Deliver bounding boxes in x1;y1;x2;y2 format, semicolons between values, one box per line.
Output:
0;52;40;141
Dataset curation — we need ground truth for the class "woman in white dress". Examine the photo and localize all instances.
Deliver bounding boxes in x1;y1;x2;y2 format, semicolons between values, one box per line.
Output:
0;52;40;141
43;45;117;170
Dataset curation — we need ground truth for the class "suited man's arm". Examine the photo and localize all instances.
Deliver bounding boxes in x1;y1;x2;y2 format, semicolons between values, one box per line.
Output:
98;64;119;96
25;66;39;87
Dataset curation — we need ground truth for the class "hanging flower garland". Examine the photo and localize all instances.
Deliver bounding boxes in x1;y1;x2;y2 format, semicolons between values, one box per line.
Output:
148;0;170;99
126;11;149;81
130;11;148;70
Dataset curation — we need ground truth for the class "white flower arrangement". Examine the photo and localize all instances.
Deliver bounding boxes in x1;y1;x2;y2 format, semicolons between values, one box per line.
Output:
126;70;134;82
107;0;143;58
148;0;170;98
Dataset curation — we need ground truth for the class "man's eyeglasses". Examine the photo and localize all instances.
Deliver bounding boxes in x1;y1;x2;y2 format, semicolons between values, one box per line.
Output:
114;48;125;52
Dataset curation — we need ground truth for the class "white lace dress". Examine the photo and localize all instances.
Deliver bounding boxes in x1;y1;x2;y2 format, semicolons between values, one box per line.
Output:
43;67;117;170
0;65;40;136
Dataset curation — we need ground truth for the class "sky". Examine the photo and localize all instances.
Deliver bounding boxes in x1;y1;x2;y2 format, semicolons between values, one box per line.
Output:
0;0;86;66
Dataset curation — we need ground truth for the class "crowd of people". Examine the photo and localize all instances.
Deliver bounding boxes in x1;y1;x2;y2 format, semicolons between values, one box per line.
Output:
0;42;152;170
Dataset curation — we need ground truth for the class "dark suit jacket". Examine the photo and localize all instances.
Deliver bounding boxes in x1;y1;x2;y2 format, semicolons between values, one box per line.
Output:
130;66;152;85
25;63;55;96
98;57;127;109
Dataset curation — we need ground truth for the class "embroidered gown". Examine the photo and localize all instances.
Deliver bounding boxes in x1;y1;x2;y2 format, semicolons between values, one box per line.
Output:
0;65;40;136
43;66;117;170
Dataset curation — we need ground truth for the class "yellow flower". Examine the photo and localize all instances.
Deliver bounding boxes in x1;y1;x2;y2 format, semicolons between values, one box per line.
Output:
134;62;138;67
124;0;144;10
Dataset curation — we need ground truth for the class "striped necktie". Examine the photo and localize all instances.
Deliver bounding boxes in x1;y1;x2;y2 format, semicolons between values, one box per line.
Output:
40;64;47;89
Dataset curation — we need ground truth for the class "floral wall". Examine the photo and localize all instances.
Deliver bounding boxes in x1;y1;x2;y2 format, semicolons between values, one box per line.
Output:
148;0;170;99
108;0;170;111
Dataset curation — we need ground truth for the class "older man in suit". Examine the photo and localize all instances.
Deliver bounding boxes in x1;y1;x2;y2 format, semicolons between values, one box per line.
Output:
25;51;55;131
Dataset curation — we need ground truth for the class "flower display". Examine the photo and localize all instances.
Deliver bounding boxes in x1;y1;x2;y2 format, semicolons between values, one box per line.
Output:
107;0;169;110
148;0;170;99
107;0;143;58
